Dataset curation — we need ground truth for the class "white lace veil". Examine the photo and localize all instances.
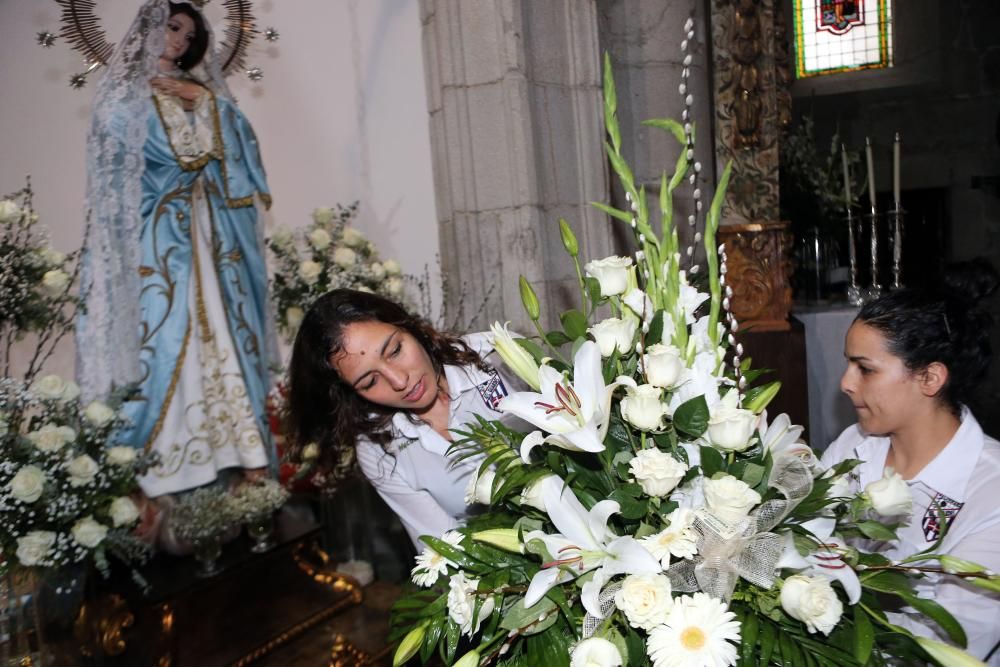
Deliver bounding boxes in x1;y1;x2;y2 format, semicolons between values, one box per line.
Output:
77;0;234;399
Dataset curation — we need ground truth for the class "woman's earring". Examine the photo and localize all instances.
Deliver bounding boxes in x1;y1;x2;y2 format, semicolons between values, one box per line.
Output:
176;59;183;68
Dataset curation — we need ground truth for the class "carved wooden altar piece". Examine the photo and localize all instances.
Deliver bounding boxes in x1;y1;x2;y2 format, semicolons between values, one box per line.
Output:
718;220;793;332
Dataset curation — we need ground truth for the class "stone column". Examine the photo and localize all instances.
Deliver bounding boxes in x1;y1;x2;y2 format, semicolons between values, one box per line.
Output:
419;0;614;332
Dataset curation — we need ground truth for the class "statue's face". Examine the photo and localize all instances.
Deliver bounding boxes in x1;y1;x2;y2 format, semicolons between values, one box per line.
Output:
163;12;196;61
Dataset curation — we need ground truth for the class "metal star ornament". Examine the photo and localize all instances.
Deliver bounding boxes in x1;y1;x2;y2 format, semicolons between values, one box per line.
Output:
37;31;57;48
264;27;279;42
69;73;87;89
246;67;263;82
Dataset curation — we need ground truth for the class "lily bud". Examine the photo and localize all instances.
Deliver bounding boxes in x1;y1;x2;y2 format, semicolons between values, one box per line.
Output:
453;650;481;667
939;555;988;575
393;622;427;667
519;276;541;321
558;218;579;257
743;381;782;414
489;322;541;391
472;528;524;554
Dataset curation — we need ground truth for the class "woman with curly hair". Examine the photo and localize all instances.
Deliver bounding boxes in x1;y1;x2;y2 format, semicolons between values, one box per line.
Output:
285;289;524;548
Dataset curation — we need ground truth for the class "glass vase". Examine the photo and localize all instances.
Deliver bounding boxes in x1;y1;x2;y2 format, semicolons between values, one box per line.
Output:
193;535;223;578
247;514;275;554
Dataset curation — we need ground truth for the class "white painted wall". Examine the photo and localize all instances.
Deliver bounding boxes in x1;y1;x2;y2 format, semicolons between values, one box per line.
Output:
0;0;439;373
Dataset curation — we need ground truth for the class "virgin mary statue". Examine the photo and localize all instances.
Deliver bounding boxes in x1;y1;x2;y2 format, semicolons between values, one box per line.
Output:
77;0;277;499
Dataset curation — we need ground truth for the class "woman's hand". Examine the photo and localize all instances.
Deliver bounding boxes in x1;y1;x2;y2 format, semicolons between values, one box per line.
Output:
150;76;204;108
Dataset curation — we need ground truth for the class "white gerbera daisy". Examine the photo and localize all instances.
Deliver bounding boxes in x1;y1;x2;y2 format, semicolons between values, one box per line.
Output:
410;530;465;587
641;508;698;568
647;593;741;667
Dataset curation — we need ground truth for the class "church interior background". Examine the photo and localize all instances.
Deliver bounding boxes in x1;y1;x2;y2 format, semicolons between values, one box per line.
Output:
0;0;998;664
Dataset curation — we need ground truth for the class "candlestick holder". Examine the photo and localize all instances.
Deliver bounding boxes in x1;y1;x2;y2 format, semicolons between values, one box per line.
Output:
864;209;882;302
890;207;905;289
844;208;863;306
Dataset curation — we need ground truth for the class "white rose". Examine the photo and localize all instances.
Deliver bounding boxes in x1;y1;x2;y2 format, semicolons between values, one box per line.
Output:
270;224;294;247
370;262;386;280
41;269;70;296
644;343;684;389
66;454;99;487
109;497;140;527
71;516;108;548
39;247;66;266
106;446;137;466
29;374;80;402
26;424;76;453
84;401;116;427
383;259;402;276
298;260;323;285
615;573;674;631
780;574;844;635
447;571;496;636
312;207;335;224
703;474;762;524
620;384;666;432
0;199;22;224
333;247;357;269
707;393;758;452
464;469;496;505
629;448;687;497
285;306;305;331
9;465;46;503
307;228;332;250
386;276;405;297
584;255;633;297
570;637;623;667
341;226;366;248
16;531;56;566
865;468;912;517
588;317;637;358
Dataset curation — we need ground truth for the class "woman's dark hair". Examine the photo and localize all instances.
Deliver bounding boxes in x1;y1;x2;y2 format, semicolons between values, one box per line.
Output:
856;257;999;414
168;2;209;71
284;289;488;475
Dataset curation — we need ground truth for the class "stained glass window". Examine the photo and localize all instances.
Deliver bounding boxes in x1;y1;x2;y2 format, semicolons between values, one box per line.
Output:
793;0;893;78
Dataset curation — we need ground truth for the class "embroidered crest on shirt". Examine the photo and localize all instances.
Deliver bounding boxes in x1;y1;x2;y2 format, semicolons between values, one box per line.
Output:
476;371;508;412
921;492;964;542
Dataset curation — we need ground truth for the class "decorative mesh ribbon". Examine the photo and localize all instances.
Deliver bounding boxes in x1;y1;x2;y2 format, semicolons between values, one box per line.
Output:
582;581;622;638
667;455;814;601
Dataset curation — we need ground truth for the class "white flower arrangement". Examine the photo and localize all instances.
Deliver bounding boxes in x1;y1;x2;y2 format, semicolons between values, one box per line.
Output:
230;478;290;522
266;202;408;341
0;377;150;578
169;486;241;544
389;57;999;667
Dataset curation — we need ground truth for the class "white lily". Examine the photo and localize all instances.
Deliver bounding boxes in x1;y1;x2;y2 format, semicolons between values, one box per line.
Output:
758;411;816;468
776;516;861;604
500;341;619;454
523;476;660;618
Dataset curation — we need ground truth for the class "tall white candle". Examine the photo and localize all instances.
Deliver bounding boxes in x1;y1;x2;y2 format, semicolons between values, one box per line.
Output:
842;143;852;208
866;137;877;210
893;132;901;210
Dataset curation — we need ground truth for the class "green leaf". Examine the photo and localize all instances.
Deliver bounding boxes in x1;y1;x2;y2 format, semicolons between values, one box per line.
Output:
516;337;547;363
585;276;604;308
698;445;725;479
591;201;632;224
610;487;649;520
855;521;898;541
642;118;686;145
853;604;875;664
903;594;968;648
546;330;572;348
560;309;589;340
645;309;666;346
673;395;710;438
739;461;766;488
759;620;776;666
500;596;557;632
740;610;760;665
